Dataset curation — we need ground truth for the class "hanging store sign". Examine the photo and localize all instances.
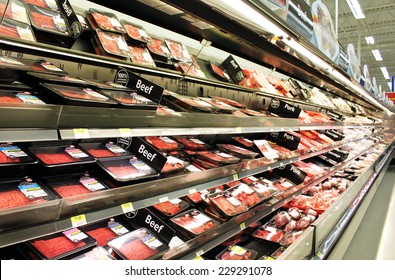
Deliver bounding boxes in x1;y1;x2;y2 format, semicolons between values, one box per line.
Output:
221;55;246;83
273;164;307;185
268;131;300;150
55;0;82;38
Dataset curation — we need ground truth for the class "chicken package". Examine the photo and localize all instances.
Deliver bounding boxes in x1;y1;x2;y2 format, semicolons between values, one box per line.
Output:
216;144;259;159
229;183;263;208
217;245;258;260
208;191;247;217
144;136;183;152
108;228;167;260
170;209;219;236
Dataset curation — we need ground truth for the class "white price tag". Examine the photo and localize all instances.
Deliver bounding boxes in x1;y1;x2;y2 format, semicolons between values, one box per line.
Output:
159;196;169;203
63;228;88;242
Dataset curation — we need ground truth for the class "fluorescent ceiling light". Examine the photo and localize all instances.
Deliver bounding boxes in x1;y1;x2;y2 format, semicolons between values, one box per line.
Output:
346;0;365;19
388;82;392;90
381;67;390;79
365;36;374;44
372;49;383;61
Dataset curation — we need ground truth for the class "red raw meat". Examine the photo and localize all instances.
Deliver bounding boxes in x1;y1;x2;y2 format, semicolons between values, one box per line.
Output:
313;190;340;212
165;39;191;61
0;25;20;39
31;235;86;259
196;151;239;164
268;142;298;158
117;238;159;260
0;3;13;19
192;157;219;169
145;136;179;151
282;231;303;246
30;12;59;32
53;184;92;198
152;201;181;216
90;11;119;32
128;46;154;66
24;0;54;9
232;137;254;148
210;194;246;216
58;90;107;101
254;227;285;243
210;63;231;81
218;144;258;158
0;151;21;163
284;220;296;232
295;216;311;230
0;96;23;103
97;31;129;57
288;195;317;210
86;149;116;158
86;227;117;247
172;213;216;235
187;192;202;204
231;185;261;208
0;189;45;209
34;152;80;164
106;164;150;180
147;37;170;57
220;250;253;260
213;97;245;108
174;137;207;150
124;24;149;42
274;211;291;228
305;209;318;217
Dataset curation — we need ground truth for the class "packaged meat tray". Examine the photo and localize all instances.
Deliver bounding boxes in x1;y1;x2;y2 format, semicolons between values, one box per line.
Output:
128;46;156;67
281;231;304;247
93;29;131;59
198;97;240;113
146;36;172;62
78;142;130;159
173;136;210;151
44;172;110;198
0;56;31;82
80;79;130;91
252;225;285;243
87;8;125;33
99;89;157;109
26;4;70;36
163;92;216;113
208;191;247;217
108;228;167;260
164;39;192;62
121;20;151;44
72;246;116;260
208;61;232;83
216;245;258;260
0;18;36;42
0;90;46;104
212;96;245;109
249;180;279;200
82;218;130;247
0;177;56;210
24;59;68;75
23;0;58;11
191;157;220;169
196;150;241;165
232;136;255;148
97;156;158;182
273;178;296;191
144;136;183;152
29;144;95;167
229;183;263;208
40;83;117;107
217;143;259;159
170;209;219;237
0;143;37;165
267;142;298;159
175;61;206;78
151;198;190;218
76;13;90;31
162;155;188;173
253;139;280;161
0;0;30;24
26;227;96;259
25;72;92;87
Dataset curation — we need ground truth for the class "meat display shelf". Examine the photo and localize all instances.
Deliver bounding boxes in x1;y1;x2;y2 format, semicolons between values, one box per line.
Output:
161;141;383;260
0;129;58;142
311;144;395;260
0;37;382;120
0;132;376;248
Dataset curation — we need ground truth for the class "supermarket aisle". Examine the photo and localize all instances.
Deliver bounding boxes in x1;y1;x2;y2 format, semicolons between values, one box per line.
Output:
342;164;395;260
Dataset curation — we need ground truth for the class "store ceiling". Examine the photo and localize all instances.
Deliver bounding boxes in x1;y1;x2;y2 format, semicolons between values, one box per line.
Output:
325;0;395;92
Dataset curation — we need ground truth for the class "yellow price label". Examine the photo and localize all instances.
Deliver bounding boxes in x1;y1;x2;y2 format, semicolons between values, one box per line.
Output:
121;202;134;213
73;128;90;139
193;256;203;260
233;174;239;181
196;249;204;256
70;214;87;227
240;222;246;230
119;128;132;137
236;127;242;133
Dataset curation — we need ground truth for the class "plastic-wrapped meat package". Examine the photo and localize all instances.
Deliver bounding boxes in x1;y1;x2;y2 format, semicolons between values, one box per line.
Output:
232;136;254;148
212;97;245;109
128;46;156;67
196;150;240;165
88;9;125;33
108;228;167;260
122;21;150;43
284;220;296;232
0;0;30;24
209;191;247;217
84;220;129;247
0;19;35;41
170;209;217;235
294;216;311;230
164;39;192;62
173;136;209;151
29;145;95;166
249;181;278;200
299;110;333;124
267;142;298;159
240;108;271;117
145;136;183;152
191;157;219;169
79;142;130;159
287;207;302;220
162;155;188;173
288;195;317;210
147;37;172;59
217;144;259;159
24;0;58;10
313;189;340;212
198;97;240;113
209;62;232;82
253;225;285;243
273;179;295;191
239;68;278;95
229;183;262;208
240;176;259;185
281;231;303;246
217;245;258;260
152;198;188;217
28;5;69;35
186;192;203;204
96;30;131;58
273;211;292;228
176;61;206;78
254;139;279;161
0;143;37;164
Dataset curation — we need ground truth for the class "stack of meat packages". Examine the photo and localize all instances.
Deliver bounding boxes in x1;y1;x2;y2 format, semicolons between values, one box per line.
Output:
285;130;334;154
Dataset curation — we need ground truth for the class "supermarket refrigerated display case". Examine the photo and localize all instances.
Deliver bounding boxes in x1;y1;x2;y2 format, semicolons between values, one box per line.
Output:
0;0;394;260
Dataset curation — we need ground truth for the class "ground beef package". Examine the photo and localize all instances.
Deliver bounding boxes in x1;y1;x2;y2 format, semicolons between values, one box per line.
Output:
151;198;190;219
170;209;219;238
128;46;156;67
108;228;168;260
93;29;131;59
72;246;116;260
121;20;151;44
0;143;38;166
0;18;35;42
78;142;131;159
0;0;30;24
87;8;125;34
82;218;131;247
99;89;157;109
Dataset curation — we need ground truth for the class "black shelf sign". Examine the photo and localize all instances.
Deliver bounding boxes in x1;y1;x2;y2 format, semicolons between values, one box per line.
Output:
325;109;346;121
129;137;167;173
114;68;164;103
274;164;307;185
323;130;345;141
56;0;82;38
268;131;300;150
221;55;246;83
268;98;301;118
324;150;348;163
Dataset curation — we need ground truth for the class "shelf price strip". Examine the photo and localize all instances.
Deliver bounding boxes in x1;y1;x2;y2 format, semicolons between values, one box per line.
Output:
70;214;87;227
119;128;132;137
121;202;135;213
73;128;90;139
